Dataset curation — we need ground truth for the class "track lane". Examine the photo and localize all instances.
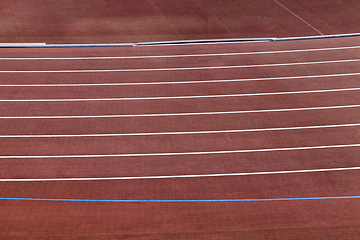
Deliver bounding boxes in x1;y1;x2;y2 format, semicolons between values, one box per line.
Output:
1;46;359;61
1;61;358;85
0;59;358;73
0;66;312;85
0;126;359;156
0;107;359;135
0;48;359;71
1;146;359;179
0;53;301;71
0;199;359;239
0;72;359;87
0;74;359;100
1;91;359;117
1;169;360;200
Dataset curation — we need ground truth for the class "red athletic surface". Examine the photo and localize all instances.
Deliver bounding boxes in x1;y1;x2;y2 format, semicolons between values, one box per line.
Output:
1;36;360;238
1;0;360;43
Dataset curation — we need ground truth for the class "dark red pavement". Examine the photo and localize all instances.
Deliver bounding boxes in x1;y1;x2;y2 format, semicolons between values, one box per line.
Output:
1;199;359;239
3;0;360;44
274;0;360;36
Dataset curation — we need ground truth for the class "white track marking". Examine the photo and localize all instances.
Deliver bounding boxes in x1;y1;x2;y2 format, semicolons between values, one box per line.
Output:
1;104;359;119
1;166;360;182
0;59;358;73
1;123;359;138
0;46;359;60
274;0;323;35
1;87;359;102
0;143;359;159
0;72;359;87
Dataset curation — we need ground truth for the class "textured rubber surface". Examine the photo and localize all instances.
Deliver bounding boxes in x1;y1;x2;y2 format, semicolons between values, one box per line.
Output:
1;0;360;44
0;36;360;239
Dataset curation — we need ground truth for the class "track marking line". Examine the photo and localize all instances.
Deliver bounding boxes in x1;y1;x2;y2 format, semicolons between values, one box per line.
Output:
1;196;360;202
2;87;360;102
274;0;323;35
0;143;359;159
1;46;359;60
1;123;359;138
1;104;359;119
1;87;359;102
0;72;358;87
1;166;360;182
0;59;358;73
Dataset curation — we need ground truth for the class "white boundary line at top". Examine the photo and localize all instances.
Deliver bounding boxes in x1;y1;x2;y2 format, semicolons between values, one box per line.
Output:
1;166;360;182
0;143;359;159
0;46;359;60
1;123;359;138
0;59;358;73
0;87;359;102
0;72;358;87
1;104;359;119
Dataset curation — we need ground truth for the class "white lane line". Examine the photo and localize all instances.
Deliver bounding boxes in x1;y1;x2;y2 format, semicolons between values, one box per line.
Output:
0;59;358;73
0;143;359;159
274;0;323;35
2;166;360;182
0;72;358;87
1;104;359;119
1;87;359;102
1;123;359;138
0;46;359;60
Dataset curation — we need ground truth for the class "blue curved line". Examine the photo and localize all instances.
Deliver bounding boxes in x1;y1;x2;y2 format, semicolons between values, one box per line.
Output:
0;196;360;202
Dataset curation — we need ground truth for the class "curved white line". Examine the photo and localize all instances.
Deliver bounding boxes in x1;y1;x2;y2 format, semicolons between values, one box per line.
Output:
0;143;359;159
0;87;359;102
1;104;359;119
1;166;360;181
1;123;359;138
0;72;359;87
0;59;358;73
0;46;358;60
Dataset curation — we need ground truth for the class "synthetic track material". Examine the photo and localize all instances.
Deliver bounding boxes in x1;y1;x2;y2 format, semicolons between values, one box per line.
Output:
0;36;360;239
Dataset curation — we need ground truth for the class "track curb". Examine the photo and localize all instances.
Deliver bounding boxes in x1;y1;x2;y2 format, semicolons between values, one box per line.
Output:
0;33;359;48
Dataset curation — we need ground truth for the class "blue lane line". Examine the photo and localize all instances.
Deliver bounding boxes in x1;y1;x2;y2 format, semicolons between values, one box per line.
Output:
0;196;360;203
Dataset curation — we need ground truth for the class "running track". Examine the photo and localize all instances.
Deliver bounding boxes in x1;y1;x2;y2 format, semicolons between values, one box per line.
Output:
0;36;360;238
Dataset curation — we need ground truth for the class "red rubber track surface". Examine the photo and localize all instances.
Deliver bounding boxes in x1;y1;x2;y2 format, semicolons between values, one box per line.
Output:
0;37;360;238
1;0;360;43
